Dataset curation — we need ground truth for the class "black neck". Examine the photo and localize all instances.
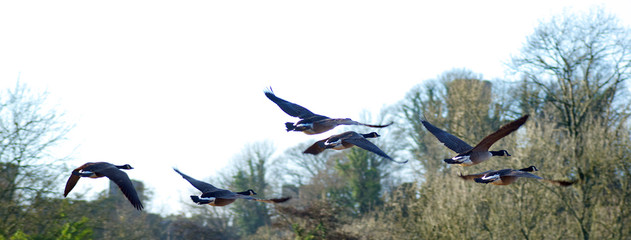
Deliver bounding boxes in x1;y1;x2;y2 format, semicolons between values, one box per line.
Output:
490;150;506;156
519;166;537;172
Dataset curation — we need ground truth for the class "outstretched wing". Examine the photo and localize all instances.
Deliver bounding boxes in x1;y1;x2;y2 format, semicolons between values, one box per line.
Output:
303;139;328;155
63;173;81;197
344;134;408;164
458;170;494;181
174;168;220;193
64;162;97;197
505;170;543;179
542;179;577;187
264;88;322;119
253;196;292;204
472;115;529;151
99;166;144;211
215;192;292;204
421;119;473;154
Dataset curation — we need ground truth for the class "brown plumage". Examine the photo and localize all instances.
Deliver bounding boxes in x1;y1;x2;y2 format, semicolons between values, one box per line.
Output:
173;168;291;207
264;88;393;135
304;131;408;164
422;115;529;166
459;166;576;186
64;162;143;211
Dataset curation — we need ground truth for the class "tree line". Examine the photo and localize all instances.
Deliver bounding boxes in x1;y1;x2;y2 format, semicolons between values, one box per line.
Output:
1;8;630;240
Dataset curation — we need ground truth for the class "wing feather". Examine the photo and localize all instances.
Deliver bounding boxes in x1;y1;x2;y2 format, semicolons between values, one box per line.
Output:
421;120;473;154
344;133;408;163
98;165;144;211
174;168;220;193
458;170;494;181
472;115;529;151
303;139;328;155
63;173;81;197
264;88;322;119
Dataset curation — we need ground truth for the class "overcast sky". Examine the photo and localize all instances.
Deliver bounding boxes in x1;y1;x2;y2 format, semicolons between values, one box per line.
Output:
1;1;629;215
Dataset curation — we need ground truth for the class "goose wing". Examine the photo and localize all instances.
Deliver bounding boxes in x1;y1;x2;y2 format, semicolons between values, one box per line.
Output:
201;189;237;198
541;179;577;187
421;119;473;154
303;131;347;155
253;196;292;204
504;170;543;179
303;139;328;155
210;191;292;204
472;115;529;151
98;164;144;210
458;170;495;181
264;88;324;119
344;133;408;164
63;174;81;197
174;168;221;193
63;163;92;197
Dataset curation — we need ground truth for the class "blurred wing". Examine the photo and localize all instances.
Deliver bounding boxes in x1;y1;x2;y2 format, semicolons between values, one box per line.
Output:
303;139;328;155
505;171;543;179
212;192;256;200
344;137;391;159
173;168;220;193
421;120;473;154
473;115;529;151
344;137;408;164
458;170;495;181
264;88;319;119
253;196;292;204
542;179;577;187
99;166;144;211
201;189;236;198
216;193;292;204
63;173;81;197
64;162;99;197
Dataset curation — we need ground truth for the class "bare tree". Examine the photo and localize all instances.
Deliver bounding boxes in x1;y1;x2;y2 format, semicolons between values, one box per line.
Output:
0;82;72;237
512;8;631;240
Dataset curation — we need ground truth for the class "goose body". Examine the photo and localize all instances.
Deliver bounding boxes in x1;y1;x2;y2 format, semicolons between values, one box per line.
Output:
64;162;143;211
459;166;576;186
303;131;408;164
264;88;393;135
422;115;529;166
173;168;291;206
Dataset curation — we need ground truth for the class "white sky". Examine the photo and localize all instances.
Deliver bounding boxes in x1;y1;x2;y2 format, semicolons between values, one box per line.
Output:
1;1;629;215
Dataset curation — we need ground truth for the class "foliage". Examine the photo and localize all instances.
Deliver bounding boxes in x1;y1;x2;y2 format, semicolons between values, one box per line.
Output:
1;8;630;240
56;217;92;240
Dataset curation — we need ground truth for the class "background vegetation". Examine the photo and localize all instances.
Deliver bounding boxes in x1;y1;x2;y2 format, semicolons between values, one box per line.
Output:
1;9;630;240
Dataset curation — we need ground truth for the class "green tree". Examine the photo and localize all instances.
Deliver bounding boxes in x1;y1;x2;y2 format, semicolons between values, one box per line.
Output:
56;217;92;240
335;147;384;215
229;142;275;236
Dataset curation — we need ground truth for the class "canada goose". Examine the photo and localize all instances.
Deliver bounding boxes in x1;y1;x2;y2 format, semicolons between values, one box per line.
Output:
303;131;408;164
422;115;529;166
64;162;143;211
173;168;291;206
459;166;576;186
264;88;393;135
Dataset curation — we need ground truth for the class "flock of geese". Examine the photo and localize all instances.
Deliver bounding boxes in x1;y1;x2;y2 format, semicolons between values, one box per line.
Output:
62;88;575;211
